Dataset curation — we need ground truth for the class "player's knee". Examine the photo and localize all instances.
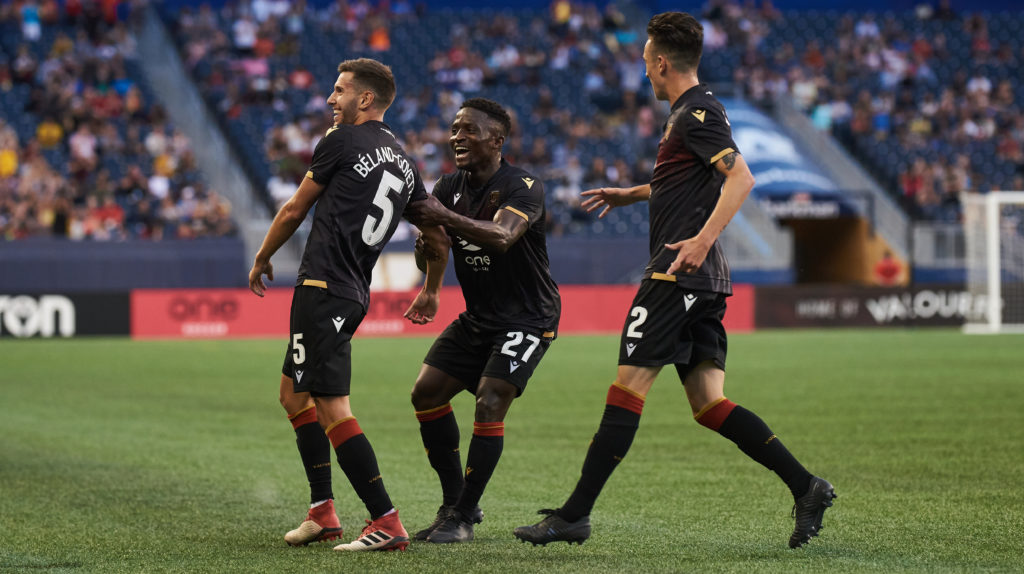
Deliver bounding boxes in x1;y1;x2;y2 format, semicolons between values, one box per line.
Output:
474;390;511;421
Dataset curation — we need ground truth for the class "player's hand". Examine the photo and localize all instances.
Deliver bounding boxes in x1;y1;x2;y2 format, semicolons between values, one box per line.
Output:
665;236;712;275
403;290;439;325
248;258;273;297
415;232;444;262
405;194;449;227
580;187;632;218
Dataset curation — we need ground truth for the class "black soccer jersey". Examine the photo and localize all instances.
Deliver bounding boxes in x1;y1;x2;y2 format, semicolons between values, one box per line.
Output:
645;84;738;295
297;121;427;307
432;160;561;333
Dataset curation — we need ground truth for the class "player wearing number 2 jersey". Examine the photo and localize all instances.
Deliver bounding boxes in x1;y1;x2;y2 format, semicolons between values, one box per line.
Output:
514;13;835;550
248;58;433;553
399;98;560;544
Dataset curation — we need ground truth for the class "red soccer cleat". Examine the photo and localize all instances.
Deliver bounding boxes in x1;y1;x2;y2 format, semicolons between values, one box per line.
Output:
284;500;344;546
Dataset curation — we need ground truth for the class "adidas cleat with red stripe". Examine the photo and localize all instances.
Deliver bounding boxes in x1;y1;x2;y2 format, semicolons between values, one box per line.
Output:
284;500;343;546
333;510;410;552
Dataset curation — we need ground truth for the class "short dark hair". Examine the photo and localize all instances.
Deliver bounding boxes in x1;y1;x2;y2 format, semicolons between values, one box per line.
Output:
647;12;703;72
459;97;512;137
337;58;396;109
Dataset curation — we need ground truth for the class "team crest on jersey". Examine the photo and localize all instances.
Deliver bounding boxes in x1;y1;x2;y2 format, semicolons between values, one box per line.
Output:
691;109;706;123
662;122;673;141
489;191;500;206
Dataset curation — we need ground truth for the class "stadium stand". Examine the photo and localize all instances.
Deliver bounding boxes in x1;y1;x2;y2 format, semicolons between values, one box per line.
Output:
730;7;1024;221
161;1;1022;243
0;1;237;241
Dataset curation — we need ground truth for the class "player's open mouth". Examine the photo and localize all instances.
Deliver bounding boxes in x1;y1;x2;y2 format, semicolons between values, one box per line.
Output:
454;146;469;159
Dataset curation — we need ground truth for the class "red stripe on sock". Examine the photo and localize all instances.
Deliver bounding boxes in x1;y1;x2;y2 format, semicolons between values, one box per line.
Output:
695;398;737;431
473;422;504;437
288;406;317;429
326;417;362;448
606;383;645;415
416;403;453;423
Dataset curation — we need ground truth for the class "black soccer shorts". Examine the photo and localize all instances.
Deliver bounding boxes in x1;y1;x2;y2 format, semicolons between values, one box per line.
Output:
423;314;555;396
617;279;728;381
281;285;366;396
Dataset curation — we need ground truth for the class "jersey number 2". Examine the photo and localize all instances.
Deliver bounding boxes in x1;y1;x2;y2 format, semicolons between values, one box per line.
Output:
626;306;648;338
362;171;405;246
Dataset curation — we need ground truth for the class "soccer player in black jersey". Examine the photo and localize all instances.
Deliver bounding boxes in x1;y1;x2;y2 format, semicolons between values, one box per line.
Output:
248;58;434;552
514;12;836;549
400;98;561;544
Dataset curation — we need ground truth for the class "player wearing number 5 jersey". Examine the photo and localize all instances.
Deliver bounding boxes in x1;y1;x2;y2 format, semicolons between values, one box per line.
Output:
400;98;561;544
248;58;433;553
514;13;835;550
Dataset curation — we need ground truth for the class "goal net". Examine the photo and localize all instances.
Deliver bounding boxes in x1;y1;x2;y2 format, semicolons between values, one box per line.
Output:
962;191;1024;334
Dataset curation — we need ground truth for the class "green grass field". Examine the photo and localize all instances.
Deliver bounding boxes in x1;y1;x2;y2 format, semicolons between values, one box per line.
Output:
2;330;1023;573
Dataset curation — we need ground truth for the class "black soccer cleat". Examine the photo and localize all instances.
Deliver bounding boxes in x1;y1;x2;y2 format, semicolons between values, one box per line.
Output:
513;509;591;546
414;505;483;541
424;509;476;544
789;476;837;548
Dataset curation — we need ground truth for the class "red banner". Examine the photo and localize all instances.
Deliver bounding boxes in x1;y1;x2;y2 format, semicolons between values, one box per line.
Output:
130;284;754;339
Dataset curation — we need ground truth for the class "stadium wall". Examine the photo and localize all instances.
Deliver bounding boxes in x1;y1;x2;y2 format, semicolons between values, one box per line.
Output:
0;239;247;292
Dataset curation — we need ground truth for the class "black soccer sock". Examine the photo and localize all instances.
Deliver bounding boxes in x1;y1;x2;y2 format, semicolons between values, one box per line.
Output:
454;422;504;518
288;406;334;504
559;383;645;523
415;403;464;506
326;417;394;519
696;398;813;500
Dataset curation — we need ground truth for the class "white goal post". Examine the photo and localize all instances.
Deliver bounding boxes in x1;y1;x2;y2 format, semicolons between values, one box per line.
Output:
961;191;1024;334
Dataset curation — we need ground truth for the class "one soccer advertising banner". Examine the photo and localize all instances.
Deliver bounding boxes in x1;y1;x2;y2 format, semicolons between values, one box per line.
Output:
129;285;756;339
0;293;130;338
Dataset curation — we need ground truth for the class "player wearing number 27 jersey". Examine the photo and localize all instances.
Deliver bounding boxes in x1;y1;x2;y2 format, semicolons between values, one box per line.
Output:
248;58;432;553
400;98;560;544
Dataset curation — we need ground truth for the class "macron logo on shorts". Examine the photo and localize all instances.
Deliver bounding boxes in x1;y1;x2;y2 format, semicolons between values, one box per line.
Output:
626;343;637;357
333;316;346;332
509;360;521;373
295;370;304;383
684;293;698;312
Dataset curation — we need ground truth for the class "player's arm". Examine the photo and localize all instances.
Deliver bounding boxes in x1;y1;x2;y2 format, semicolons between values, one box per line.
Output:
408;193;528;254
248;176;325;296
665;152;755;274
580;183;651;218
405;224;450;325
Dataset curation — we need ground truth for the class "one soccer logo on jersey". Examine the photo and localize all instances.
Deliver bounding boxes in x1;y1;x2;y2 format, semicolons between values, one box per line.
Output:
295;370;304;383
332;316;346;332
453;192;462;204
509;360;521;372
456;237;482;252
626;343;638;357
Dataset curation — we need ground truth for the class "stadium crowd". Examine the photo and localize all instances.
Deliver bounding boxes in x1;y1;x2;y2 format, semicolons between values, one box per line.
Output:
725;2;1024;220
0;0;237;241
168;0;1022;233
5;0;1020;241
169;0;659;236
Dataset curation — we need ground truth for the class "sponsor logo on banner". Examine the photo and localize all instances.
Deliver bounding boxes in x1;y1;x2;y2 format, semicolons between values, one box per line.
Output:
756;284;991;327
0;294;75;337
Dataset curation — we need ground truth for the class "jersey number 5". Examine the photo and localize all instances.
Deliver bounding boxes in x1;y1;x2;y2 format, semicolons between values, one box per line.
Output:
362;171;405;246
